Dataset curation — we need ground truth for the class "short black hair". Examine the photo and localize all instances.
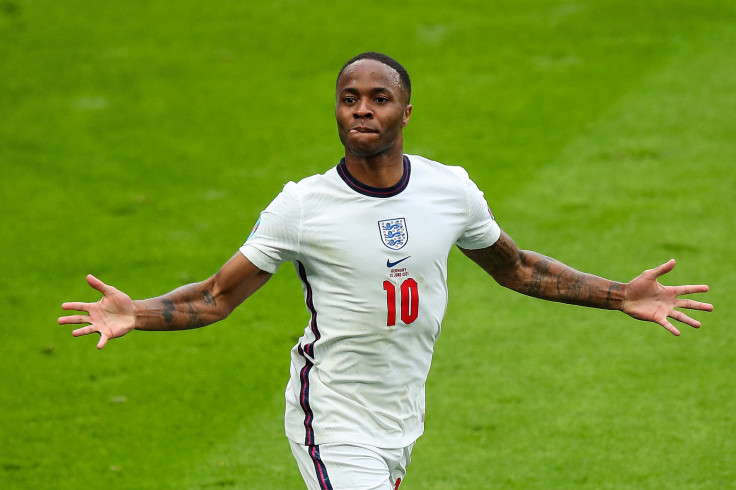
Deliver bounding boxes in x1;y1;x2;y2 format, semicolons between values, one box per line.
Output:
336;52;411;103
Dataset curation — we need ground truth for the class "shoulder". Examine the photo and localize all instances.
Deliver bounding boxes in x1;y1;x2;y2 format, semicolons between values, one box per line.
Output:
405;154;476;196
406;154;472;183
280;166;342;198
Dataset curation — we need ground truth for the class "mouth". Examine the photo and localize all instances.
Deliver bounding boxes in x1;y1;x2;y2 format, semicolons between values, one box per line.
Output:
349;126;379;134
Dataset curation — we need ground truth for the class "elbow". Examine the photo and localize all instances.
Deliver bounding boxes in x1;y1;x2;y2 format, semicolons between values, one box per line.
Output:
490;272;522;292
217;300;237;321
199;282;233;324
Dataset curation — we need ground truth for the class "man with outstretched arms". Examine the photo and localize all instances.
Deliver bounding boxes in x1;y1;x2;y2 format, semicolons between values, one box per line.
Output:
59;52;712;490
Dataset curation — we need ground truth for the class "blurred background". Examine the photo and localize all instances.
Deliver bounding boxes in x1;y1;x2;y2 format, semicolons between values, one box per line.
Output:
1;1;733;488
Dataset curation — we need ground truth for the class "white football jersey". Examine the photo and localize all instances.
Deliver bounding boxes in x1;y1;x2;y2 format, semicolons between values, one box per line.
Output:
240;154;500;448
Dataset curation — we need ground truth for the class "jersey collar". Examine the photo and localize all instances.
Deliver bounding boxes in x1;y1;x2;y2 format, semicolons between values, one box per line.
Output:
336;155;411;198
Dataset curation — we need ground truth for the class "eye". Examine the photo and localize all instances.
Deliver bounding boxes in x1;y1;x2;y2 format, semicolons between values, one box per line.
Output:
343;96;357;104
375;95;389;103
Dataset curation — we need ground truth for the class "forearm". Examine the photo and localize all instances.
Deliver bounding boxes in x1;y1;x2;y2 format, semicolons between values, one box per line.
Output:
461;233;626;311
463;234;711;335
133;280;229;331
499;250;625;310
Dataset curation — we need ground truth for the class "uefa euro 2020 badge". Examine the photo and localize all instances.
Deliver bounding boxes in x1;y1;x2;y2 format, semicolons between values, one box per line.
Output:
246;217;261;242
378;218;408;250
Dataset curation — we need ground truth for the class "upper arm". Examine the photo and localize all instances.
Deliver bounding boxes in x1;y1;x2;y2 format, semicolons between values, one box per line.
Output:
209;252;273;316
459;230;522;280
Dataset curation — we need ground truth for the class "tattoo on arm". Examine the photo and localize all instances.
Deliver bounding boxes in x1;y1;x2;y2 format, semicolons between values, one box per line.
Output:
187;303;202;328
202;289;217;307
527;253;550;297
606;283;622;309
490;234;519;269
492;250;622;309
134;275;240;331
462;231;624;310
524;254;623;309
155;286;215;329
555;267;588;303
161;298;175;324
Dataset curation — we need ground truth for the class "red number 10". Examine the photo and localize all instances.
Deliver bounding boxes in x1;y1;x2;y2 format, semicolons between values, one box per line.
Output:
383;279;419;326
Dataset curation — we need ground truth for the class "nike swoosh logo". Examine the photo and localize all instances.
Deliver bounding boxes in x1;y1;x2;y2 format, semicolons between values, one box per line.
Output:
387;256;411;268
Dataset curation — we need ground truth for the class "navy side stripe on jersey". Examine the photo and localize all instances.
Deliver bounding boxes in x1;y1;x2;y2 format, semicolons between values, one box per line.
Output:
309;445;333;490
296;260;320;447
298;356;315;444
337;155;411;198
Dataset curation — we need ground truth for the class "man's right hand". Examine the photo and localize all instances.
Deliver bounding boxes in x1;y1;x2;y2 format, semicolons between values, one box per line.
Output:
58;274;136;349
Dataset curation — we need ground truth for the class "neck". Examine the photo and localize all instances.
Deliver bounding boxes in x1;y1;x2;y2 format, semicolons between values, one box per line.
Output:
343;144;405;188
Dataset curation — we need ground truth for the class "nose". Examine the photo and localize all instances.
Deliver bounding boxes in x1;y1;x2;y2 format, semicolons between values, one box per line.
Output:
353;99;373;119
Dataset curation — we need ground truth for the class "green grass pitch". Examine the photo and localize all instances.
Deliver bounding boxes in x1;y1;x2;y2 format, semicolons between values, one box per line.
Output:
1;1;734;488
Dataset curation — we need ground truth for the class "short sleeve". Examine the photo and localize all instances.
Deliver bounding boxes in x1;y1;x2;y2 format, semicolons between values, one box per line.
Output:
239;182;301;273
455;175;501;250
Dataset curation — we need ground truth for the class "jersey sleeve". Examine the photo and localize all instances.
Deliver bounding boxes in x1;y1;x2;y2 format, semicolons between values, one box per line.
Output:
239;182;301;273
455;172;501;250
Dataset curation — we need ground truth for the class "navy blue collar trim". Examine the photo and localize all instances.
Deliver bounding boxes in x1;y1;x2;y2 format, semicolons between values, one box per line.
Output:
336;155;411;198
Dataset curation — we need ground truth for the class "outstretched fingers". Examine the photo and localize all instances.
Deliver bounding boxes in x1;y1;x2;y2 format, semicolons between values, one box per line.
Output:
659;319;681;337
60;274;132;350
668;309;701;329
58;314;91;325
96;334;110;350
674;284;711;297
627;260;712;335
58;276;109;321
60;301;93;313
69;324;109;349
675;296;714;312
71;325;98;337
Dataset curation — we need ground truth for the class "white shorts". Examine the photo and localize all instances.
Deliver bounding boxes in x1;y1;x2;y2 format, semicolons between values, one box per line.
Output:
289;440;414;490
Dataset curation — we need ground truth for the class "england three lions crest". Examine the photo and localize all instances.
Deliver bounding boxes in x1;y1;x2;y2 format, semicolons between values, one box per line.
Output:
378;218;408;250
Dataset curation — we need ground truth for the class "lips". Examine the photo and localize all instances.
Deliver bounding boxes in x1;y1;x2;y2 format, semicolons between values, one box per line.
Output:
350;126;379;134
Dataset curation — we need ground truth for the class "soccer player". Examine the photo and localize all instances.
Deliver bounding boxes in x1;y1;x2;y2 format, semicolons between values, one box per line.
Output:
58;52;713;490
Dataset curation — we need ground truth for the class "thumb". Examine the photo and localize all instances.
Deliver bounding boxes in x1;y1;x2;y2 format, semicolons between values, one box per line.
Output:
87;274;113;296
97;333;109;350
652;259;676;278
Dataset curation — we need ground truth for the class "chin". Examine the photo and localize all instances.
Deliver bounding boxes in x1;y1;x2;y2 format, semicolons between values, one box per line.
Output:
347;140;396;159
349;148;389;159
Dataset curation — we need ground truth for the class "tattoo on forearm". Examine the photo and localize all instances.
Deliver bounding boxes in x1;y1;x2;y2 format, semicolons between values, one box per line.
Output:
161;298;175;324
518;252;619;309
606;283;622;309
202;289;217;307
527;255;550;297
465;236;622;310
556;269;586;301
187;303;202;328
148;285;218;330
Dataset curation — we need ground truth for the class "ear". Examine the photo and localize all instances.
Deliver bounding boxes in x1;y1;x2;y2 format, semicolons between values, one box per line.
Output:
402;104;413;127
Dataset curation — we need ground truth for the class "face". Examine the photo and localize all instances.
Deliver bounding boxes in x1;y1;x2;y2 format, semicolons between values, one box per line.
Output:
335;59;412;159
